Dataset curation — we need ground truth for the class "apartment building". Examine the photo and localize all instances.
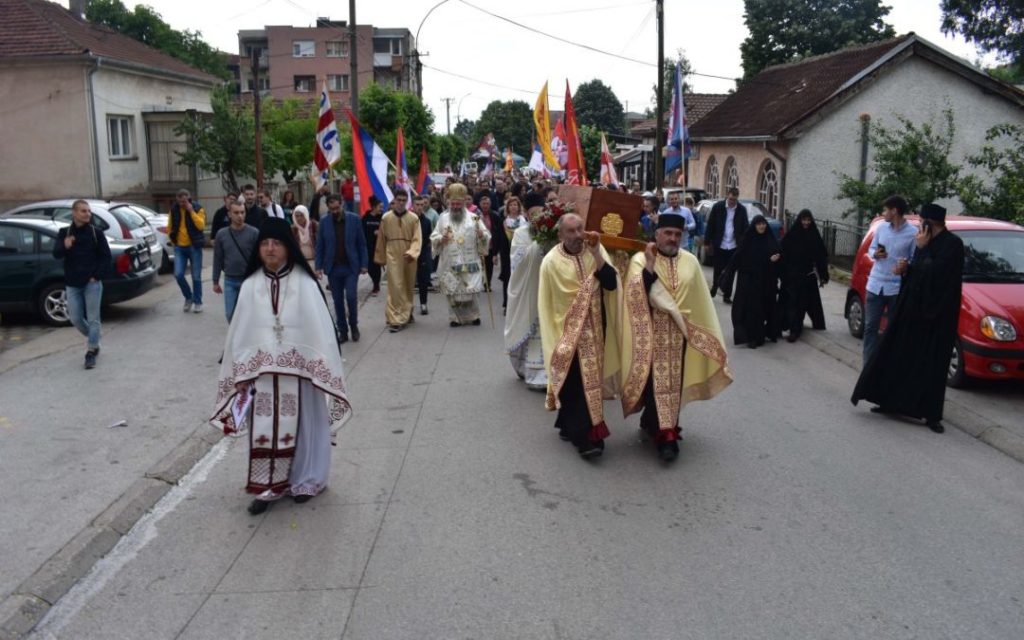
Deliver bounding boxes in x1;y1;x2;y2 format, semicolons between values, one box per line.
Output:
237;19;418;101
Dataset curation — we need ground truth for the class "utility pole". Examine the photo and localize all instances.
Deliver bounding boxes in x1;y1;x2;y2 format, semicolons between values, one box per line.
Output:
251;49;264;189
349;0;359;118
654;0;664;190
442;97;454;134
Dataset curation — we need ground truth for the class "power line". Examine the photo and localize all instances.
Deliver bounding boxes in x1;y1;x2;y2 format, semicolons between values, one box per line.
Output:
507;0;652;19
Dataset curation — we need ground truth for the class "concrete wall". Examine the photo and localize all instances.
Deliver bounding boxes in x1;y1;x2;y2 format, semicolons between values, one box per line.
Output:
787;55;1024;222
0;62;95;210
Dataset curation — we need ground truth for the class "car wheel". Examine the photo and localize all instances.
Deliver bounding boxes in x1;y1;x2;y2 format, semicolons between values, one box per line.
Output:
158;249;173;274
947;339;969;388
38;282;72;327
846;294;864;338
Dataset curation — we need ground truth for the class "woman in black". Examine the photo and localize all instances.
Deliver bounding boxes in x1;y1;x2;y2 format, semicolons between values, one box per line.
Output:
779;209;828;342
362;196;384;295
724;214;781;348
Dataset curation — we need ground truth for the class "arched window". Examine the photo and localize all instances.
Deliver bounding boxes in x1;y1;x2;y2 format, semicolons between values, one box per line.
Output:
724;156;740;193
705;156;720;198
758;159;780;218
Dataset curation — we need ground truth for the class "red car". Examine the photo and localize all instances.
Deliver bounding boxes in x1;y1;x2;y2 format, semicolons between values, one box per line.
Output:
845;215;1024;387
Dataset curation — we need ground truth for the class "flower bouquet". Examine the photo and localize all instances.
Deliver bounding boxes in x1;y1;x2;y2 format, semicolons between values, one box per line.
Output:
529;199;575;251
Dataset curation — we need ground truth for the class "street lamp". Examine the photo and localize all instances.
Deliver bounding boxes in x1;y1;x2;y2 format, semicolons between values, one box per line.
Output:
456;92;472;123
413;0;452;100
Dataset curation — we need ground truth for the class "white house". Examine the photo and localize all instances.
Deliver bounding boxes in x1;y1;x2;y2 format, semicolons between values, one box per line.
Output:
0;0;222;212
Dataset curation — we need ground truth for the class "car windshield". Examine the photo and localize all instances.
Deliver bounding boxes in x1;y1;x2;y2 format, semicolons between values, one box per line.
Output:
52;206;110;231
958;230;1024;280
109;205;148;230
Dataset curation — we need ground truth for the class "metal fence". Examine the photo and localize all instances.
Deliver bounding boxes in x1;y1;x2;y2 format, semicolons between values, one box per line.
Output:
784;213;867;272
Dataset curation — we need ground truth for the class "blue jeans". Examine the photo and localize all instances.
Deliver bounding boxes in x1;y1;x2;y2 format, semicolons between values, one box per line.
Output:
223;277;243;322
66;280;103;349
328;265;359;333
174;245;203;304
863;291;898;363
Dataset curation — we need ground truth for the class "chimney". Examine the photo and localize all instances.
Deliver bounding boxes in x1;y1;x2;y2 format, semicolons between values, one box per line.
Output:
69;0;86;19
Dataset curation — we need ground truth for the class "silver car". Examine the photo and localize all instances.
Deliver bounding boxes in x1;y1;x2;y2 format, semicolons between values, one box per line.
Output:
1;199;162;265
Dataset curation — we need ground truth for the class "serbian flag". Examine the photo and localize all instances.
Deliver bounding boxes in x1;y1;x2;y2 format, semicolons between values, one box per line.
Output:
528;140;551;177
415;147;433;195
599;132;619;188
664;61;691;176
313;81;341;189
563;80;588;185
347;111;394;215
395;127;413;200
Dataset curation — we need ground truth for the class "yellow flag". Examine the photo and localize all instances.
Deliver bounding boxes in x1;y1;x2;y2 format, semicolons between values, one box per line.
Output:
533;82;559;170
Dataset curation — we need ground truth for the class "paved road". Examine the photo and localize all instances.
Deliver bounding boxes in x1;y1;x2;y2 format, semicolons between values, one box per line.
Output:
15;276;1023;639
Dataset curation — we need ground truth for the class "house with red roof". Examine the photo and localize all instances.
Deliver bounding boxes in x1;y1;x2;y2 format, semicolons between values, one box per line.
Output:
0;0;221;211
688;33;1024;222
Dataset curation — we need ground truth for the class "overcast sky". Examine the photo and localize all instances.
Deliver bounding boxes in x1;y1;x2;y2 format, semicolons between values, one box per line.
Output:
61;0;992;131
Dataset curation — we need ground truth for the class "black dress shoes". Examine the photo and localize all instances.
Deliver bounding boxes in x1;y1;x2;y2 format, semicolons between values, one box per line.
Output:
927;420;945;433
293;494;313;504
247;499;269;515
657;441;680;462
338;333;349;344
471;318;481;326
351;327;360;342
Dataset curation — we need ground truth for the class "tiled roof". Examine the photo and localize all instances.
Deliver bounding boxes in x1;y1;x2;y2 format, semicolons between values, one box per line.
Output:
628;94;729;136
690;35;915;139
0;0;219;84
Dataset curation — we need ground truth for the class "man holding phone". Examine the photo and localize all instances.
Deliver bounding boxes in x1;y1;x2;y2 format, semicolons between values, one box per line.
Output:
862;195;917;363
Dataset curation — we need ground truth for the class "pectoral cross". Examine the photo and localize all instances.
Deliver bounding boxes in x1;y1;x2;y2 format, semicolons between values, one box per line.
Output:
273;316;284;344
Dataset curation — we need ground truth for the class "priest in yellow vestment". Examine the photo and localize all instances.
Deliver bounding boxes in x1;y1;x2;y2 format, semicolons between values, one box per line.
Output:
373;191;421;332
538;213;620;459
620;212;733;461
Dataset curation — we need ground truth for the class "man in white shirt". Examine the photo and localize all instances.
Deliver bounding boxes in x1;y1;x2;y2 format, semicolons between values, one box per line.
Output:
259;189;286;219
704;187;749;302
662;190;697;251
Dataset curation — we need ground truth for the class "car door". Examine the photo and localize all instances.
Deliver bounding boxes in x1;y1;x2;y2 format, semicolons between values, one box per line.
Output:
0;224;40;308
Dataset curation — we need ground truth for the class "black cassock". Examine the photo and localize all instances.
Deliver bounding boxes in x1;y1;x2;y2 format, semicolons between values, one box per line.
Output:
726;225;781;347
851;229;964;422
779;222;828;337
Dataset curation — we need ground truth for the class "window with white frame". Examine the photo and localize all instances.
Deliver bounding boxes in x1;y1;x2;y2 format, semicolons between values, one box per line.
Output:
705;155;720;198
292;40;315;57
326;40;349;57
107;115;134;158
294;75;316;93
391;38;402;55
328;74;350;92
758;159;780;217
724;156;739;192
246;76;269;92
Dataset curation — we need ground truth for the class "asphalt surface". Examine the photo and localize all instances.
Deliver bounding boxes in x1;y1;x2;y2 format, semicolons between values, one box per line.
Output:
3;267;1020;640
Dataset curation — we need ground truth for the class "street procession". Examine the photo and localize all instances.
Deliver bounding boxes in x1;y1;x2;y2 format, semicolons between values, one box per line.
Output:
2;0;1024;638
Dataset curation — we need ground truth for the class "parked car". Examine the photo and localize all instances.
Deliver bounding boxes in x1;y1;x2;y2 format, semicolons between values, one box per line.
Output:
1;199;161;265
663;186;709;205
0;218;156;326
845;215;1024;387
692;198;782;265
125;203;173;273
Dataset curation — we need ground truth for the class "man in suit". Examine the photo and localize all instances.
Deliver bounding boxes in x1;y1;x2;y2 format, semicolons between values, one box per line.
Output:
316;194;368;343
704;187;749;303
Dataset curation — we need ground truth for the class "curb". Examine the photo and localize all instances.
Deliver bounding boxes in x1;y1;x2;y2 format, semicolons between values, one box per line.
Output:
801;327;1024;464
1;273;377;639
0;426;222;639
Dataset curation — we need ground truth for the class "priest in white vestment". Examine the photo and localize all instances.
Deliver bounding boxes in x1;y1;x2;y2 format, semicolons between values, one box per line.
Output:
431;183;491;326
504;223;547;391
211;218;351;515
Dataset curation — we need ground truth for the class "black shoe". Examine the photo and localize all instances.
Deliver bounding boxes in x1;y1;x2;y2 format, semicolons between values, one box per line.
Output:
450;321;459;328
578;445;603;459
723;296;733;304
747;342;758;349
870;405;893;414
927;420;945;433
293;494;313;504
247;499;269;515
339;333;349;344
786;334;798;343
657;441;680;462
388;325;401;333
351;327;360;342
420;304;428;316
710;287;718;297
471;318;481;326
84;349;97;369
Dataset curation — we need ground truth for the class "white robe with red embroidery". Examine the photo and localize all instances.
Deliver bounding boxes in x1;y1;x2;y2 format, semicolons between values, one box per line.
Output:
211;265;351;498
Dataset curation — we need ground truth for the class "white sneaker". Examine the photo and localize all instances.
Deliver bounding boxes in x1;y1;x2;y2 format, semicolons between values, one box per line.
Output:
192;303;203;313
183;300;192;312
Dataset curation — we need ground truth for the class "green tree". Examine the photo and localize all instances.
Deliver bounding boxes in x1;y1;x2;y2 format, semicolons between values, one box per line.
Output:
573;80;625;135
578;125;608;186
741;0;895;79
453;118;476;143
647;50;693;117
958;123;1024;225
837;110;962;220
174;88;263;192
434;134;467;173
262;99;322;184
941;0;1024;65
473;100;533;157
86;0;229;80
357;84;436;176
987;62;1024;85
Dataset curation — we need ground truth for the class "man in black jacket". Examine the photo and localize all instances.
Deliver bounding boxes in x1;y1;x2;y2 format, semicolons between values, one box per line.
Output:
53;200;111;369
241;184;268;229
703;187;749;302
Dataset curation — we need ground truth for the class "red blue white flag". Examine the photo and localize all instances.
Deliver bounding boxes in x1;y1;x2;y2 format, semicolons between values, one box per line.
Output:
416;147;433;195
664;62;691;176
314;81;341;189
347;111;394;215
395;127;413;200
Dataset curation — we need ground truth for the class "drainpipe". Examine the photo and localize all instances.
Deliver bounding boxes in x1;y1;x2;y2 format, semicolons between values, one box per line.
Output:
857;113;871;230
86;59;103;198
764;141;786;220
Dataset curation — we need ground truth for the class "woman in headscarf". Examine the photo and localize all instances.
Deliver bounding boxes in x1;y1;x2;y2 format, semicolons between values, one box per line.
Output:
724;214;782;348
211;218;351;515
779;208;828;342
290;205;318;273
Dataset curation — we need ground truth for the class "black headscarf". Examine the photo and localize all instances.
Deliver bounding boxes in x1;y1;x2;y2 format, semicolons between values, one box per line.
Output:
734;214;780;272
243;217;318;281
781;209;827;275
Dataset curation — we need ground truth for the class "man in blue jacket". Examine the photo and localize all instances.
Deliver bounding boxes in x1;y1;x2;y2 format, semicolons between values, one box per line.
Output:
316;194;368;343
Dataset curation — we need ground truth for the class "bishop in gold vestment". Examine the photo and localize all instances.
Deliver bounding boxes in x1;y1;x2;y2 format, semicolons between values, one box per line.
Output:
538;214;620;459
373;192;421;331
620;213;732;461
